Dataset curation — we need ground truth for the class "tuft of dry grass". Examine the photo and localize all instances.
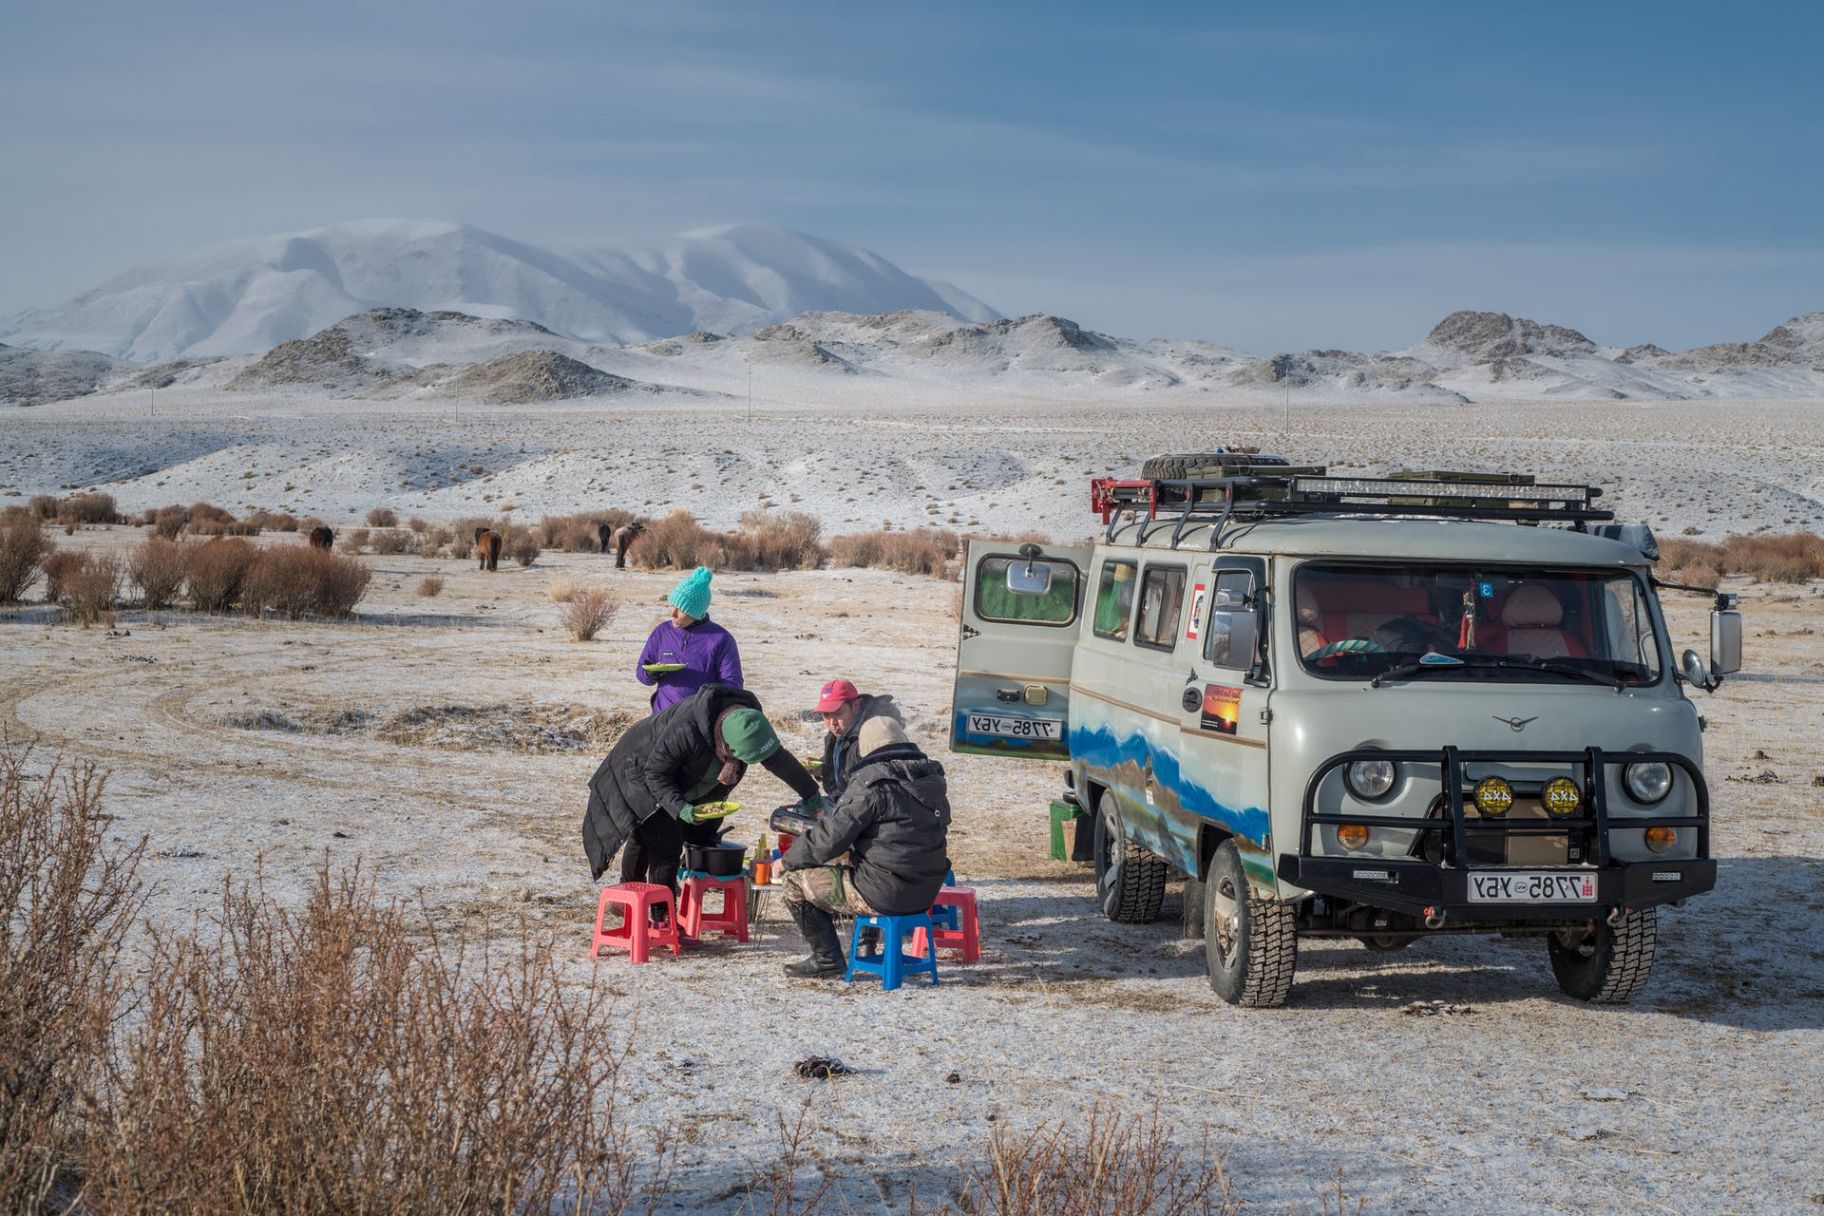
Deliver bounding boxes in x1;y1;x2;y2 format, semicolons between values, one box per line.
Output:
548;575;578;603
0;741;146;1213
0;515;52;603
128;536;189;610
829;527;960;577
417;575;445;598
1657;531;1824;584
184;537;259;612
241;547;372;618
561;586;617;641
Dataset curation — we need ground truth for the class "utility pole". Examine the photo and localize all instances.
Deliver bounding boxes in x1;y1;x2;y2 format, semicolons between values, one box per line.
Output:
747;367;753;423
1283;382;1289;434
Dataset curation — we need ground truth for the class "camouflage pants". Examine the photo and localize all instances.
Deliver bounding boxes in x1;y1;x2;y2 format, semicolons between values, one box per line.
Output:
779;865;878;917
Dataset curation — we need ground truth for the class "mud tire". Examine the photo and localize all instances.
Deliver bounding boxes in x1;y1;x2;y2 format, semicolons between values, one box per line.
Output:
1548;907;1657;1002
1359;935;1413;953
1204;840;1297;1007
1140;452;1288;480
1093;792;1167;924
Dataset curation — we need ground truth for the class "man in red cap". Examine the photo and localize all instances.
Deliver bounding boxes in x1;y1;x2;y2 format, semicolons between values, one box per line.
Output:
812;678;904;799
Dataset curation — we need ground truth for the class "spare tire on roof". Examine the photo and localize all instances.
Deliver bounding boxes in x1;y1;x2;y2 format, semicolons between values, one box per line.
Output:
1140;451;1290;480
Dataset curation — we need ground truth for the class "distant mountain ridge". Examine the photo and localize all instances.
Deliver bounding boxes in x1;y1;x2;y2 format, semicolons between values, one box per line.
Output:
0;220;999;362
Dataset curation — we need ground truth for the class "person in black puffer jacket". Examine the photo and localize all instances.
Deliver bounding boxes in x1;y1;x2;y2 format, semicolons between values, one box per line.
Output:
582;684;821;898
778;715;950;978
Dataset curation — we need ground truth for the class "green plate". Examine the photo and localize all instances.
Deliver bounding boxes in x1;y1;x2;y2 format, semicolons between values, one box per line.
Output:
693;800;740;819
643;662;686;674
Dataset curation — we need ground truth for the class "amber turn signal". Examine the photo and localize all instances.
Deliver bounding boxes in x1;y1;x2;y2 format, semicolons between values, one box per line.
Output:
1645;826;1677;853
1337;823;1371;850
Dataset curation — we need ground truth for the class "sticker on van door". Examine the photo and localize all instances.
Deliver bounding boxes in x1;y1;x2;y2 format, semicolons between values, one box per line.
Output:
1200;684;1241;735
1185;582;1207;641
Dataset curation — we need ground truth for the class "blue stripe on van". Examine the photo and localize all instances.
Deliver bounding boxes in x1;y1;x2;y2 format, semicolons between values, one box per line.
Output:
1068;722;1270;848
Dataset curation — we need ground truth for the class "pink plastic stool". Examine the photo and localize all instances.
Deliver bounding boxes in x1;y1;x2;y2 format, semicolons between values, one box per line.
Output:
679;874;749;943
591;882;681;963
910;886;981;963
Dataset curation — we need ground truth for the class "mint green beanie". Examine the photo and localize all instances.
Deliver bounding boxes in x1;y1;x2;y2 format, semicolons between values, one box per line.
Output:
668;565;713;619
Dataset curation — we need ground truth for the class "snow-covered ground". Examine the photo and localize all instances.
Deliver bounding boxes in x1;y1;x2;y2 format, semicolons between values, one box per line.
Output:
2;533;1820;1214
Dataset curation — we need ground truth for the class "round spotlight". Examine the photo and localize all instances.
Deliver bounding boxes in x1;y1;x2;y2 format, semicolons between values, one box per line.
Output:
1645;826;1677;853
1625;762;1673;804
1542;777;1583;818
1346;759;1396;800
1473;776;1514;817
1337;823;1371;851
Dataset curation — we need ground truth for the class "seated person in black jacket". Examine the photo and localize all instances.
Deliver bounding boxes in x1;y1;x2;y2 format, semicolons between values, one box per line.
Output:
777;716;951;978
583;684;821;906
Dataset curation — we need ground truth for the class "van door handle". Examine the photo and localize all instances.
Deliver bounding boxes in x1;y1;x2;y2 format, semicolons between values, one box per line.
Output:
1181;686;1202;712
996;688;1021;703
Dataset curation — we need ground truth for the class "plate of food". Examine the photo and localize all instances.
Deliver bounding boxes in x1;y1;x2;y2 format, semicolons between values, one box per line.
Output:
692;800;740;820
642;661;687;674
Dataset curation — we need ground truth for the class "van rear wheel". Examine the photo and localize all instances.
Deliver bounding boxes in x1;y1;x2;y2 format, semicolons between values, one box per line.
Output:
1204;841;1297;1007
1093;793;1167;923
1548;907;1657;1002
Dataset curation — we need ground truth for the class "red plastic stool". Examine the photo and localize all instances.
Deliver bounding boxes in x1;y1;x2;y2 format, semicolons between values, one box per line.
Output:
679;873;749;943
591;882;682;963
910;886;981;963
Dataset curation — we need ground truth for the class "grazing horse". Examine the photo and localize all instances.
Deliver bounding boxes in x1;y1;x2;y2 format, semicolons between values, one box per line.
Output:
597;521;613;554
308;526;335;551
475;528;502;572
614;521;645;570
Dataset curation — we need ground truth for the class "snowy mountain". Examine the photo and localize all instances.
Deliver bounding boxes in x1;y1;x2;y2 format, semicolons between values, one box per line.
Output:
0;220;999;363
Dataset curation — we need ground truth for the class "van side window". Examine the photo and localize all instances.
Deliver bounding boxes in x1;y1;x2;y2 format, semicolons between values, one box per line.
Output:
1092;560;1138;640
1134;566;1187;650
975;556;1080;627
1204;569;1257;669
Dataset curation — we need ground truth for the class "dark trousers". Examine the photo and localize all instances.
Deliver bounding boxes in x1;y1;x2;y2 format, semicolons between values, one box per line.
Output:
620;812;721;896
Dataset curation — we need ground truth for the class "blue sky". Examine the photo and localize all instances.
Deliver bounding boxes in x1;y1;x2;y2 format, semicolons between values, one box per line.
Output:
3;1;1819;351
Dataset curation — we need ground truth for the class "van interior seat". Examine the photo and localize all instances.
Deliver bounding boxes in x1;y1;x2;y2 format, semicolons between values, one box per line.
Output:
1500;584;1586;659
1308;581;1428;644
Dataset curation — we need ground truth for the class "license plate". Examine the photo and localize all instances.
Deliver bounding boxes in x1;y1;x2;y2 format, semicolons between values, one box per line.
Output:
1467;871;1597;903
967;713;1060;741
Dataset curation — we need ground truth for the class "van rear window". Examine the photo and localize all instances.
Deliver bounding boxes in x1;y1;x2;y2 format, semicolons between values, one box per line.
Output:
1134;566;1186;650
975;556;1080;626
1092;560;1137;640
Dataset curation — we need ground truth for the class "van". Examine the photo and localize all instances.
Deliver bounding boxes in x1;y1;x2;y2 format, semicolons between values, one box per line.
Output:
951;457;1740;1006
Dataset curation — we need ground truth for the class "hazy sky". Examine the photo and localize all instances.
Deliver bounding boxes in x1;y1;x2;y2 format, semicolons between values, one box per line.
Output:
3;1;1819;351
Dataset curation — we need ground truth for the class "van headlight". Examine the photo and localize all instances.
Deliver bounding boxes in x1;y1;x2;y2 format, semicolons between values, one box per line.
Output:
1624;762;1672;804
1346;759;1396;800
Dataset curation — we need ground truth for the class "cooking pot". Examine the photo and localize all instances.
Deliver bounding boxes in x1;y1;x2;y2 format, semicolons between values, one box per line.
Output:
683;841;746;877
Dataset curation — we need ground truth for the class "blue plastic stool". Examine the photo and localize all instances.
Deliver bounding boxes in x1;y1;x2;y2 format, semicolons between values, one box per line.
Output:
844;912;940;991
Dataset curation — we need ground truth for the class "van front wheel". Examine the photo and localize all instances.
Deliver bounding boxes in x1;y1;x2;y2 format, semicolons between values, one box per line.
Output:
1548;907;1657;1002
1204;841;1297;1007
1093;793;1167;923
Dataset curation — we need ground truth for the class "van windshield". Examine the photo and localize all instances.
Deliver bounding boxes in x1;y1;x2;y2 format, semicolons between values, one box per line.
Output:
1293;563;1663;686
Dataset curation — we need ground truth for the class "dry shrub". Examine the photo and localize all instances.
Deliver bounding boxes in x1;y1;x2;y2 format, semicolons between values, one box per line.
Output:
739;509;825;570
81;864;649;1216
245;508;300;533
548;575;578;603
417;576;445;598
829;527;959;577
0;515;52;603
958;1106;1239;1216
421;524;455;555
41;549;85;604
147;505;188;539
562;587;618;641
339;527;370;554
60;554;122;627
0;742;146;1213
1659;531;1824;584
406;515;430;534
627;509;721;570
366;506;398;528
538;513;607;552
129;536;190;610
368;528;418;556
28;494;60;520
504;525;540;568
185;502;239;536
58;493;118;525
184;537;258;612
242;547;372;618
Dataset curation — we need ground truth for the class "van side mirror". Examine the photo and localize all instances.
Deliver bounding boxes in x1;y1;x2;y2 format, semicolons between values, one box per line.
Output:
1681;649;1715;693
1710;607;1742;676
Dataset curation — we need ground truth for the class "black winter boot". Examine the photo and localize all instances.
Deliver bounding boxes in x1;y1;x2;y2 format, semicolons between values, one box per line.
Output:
783;901;846;978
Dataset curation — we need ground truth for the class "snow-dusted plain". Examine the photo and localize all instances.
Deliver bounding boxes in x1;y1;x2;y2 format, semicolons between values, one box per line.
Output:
3;532;1820;1214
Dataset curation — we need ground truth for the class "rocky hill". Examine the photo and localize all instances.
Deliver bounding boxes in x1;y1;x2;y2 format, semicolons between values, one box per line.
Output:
0;343;122;406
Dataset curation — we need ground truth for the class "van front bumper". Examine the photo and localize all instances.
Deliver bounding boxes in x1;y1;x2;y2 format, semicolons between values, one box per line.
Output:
1280;745;1713;918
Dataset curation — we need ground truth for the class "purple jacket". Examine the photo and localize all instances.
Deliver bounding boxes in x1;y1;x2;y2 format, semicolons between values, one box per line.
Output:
636;616;743;713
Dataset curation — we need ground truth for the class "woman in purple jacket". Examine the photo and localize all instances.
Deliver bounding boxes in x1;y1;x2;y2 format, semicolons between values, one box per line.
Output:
636;566;743;713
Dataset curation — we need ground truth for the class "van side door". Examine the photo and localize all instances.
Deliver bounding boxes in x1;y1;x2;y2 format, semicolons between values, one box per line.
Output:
951;539;1092;760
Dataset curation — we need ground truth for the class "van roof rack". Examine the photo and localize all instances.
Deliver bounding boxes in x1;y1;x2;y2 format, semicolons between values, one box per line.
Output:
1090;469;1612;546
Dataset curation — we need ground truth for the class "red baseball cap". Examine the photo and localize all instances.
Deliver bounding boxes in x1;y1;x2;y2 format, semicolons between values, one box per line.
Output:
814;678;860;714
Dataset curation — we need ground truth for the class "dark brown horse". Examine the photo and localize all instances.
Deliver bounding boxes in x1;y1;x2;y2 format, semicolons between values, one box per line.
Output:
597;521;613;554
475;528;502;572
613;521;645;570
308;526;335;551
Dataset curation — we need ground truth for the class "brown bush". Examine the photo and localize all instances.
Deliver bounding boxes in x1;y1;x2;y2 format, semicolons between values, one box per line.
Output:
28;494;60;520
41;548;85;604
185;501;239;535
829;527;959;577
129;536;190;610
339;527;370;554
80;864;646;1216
417;575;445;598
406;515;430;534
242;547;372;618
61;554;122;626
739;509;825;570
185;537;258;612
1657;531;1824;584
59;492;119;525
504;525;540;567
148;504;188;539
0;742;146;1213
365;506;398;528
627;509;722;569
0;516;52;603
562;586;618;641
245;508;300;532
368;528;417;556
421;524;455;556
